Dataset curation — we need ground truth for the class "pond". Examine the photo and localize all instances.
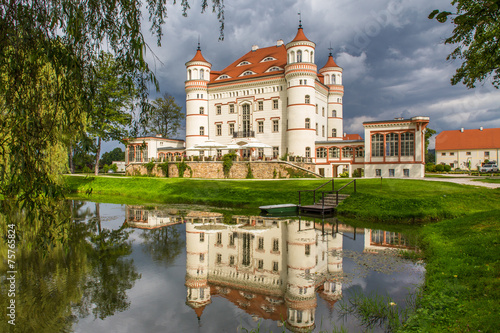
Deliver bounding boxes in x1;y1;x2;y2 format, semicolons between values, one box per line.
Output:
1;201;425;332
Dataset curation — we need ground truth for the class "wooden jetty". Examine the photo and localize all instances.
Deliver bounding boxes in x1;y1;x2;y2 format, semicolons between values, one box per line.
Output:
298;180;356;215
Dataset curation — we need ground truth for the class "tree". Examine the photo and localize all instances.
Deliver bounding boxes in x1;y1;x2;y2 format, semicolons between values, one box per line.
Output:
429;1;500;88
143;93;183;138
425;128;437;164
100;147;125;167
88;52;134;175
0;0;224;226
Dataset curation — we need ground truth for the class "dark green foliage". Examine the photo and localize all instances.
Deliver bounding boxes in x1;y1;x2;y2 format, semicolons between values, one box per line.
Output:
425;163;436;172
145;160;156;176
443;165;451;172
246;163;254;179
273;169;277;179
429;2;500;88
176;161;191;178
159;162;169;177
100;148;125;167
222;152;237;178
435;164;444;172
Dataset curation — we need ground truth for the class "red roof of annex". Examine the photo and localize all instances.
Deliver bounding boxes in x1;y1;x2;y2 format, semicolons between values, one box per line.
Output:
435;128;500;150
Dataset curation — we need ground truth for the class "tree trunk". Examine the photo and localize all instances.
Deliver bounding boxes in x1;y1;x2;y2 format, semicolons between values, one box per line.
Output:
94;137;101;175
68;142;74;174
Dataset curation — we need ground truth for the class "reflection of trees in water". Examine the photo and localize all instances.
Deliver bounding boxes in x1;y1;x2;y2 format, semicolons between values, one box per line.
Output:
140;224;185;264
0;200;141;332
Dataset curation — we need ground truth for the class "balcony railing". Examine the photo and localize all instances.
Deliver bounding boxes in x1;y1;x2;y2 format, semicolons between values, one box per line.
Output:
233;131;255;138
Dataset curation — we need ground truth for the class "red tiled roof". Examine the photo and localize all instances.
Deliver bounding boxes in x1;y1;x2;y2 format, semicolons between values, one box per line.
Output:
435;128;500;150
188;49;210;63
344;134;363;140
322;54;339;69
209;45;287;83
291;27;311;42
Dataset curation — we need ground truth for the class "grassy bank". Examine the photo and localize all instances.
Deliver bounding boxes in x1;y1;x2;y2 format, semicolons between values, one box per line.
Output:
64;175;500;222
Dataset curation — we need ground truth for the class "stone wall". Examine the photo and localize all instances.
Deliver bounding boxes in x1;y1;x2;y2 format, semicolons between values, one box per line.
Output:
126;161;319;179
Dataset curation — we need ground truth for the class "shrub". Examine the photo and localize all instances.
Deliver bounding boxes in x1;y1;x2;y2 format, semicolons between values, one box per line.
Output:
435;164;444;172
110;163;118;172
246;163;254;179
145;160;156;176
82;166;92;174
176;161;192;178
103;164;110;173
425;163;436;172
444;165;451;172
222;152;237;178
339;171;350;178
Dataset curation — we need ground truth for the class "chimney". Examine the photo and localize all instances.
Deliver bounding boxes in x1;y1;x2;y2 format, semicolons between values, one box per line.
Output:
156;134;162;138
276;39;284;47
252;45;259;51
460;128;464;132
394;117;404;120
480;127;483;131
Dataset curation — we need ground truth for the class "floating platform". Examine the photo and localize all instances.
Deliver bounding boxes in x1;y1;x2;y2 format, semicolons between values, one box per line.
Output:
299;204;336;215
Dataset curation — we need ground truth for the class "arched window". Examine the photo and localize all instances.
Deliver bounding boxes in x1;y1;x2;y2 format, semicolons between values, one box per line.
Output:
342;147;353;158
305;147;311;158
329;147;340;158
199;126;205;136
193;68;198;79
188;69;192;80
355;147;364;157
200;69;204;80
332;110;337;117
325;75;329;85
332;75;336;84
316;148;327;158
332;128;337;137
371;133;384;157
304;50;309;62
305;95;310;104
297;50;302;62
311;51;314;63
305;118;310;129
290;51;295;63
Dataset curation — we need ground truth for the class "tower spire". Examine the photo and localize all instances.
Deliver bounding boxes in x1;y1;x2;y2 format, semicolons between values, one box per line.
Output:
197;35;201;51
328;42;333;57
298;12;302;28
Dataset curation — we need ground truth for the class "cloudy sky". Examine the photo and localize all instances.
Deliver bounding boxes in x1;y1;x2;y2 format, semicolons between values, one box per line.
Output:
105;0;500;152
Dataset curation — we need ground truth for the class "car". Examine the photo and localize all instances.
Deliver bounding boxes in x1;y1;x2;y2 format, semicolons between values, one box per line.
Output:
480;164;499;173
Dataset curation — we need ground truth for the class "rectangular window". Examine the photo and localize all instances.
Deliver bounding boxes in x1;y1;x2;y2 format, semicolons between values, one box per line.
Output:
216;232;222;245
305;244;310;255
216;105;221;114
273;120;279;132
316;148;327;158
273;239;279;252
441;152;446;156
389;169;395;177
273;99;278;109
466;152;471;155
485;151;490;157
258;259;264;269
404;169;410;177
229;123;235;135
322;125;325;137
199;253;204;262
401;132;414;156
322;107;325;116
229;233;235;246
258;101;263;111
273;261;278;272
450;152;455;156
217;253;222;264
258;237;264;250
315;123;318;135
273;147;279;158
258;121;264;133
230;255;235;266
371;134;384;157
375;169;381;176
229;104;235;113
258;148;264;158
385;133;399;156
200;233;205;242
216;124;222;136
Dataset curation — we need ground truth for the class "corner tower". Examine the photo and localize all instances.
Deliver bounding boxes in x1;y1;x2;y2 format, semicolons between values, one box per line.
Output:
319;53;344;140
285;25;317;157
185;45;211;155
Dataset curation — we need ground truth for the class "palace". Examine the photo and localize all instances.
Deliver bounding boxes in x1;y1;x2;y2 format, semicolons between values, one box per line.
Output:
126;24;430;178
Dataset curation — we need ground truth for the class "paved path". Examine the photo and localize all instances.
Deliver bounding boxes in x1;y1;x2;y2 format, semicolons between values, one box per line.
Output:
422;176;500;189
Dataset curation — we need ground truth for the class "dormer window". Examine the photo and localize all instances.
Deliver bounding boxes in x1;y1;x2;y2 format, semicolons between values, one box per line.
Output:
216;74;230;80
237;61;251;66
240;70;255;76
266;66;282;72
261;56;276;62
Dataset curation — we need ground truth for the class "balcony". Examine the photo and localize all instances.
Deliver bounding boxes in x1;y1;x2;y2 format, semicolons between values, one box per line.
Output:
233;131;255;138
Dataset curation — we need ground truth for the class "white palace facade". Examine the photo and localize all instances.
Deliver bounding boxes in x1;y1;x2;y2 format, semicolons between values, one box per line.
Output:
125;25;430;178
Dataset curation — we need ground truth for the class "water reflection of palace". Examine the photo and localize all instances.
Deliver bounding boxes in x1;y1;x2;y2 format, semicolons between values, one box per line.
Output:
184;214;343;333
124;206;417;332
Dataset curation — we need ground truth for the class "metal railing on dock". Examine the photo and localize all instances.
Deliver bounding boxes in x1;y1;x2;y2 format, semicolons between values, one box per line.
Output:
298;179;356;214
